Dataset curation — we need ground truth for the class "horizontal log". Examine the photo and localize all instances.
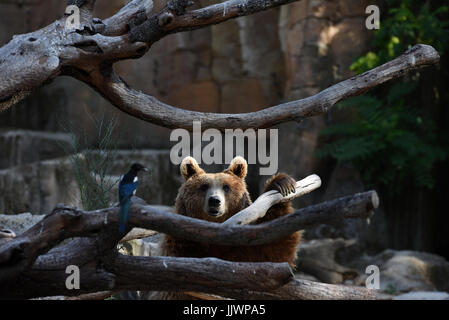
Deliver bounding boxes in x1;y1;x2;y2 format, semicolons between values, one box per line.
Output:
212;279;377;300
125;191;378;246
114;255;293;293
0;255;293;299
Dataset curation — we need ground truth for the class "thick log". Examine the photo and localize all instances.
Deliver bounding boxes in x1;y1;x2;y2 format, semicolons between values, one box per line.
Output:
0;187;378;299
0;206;95;281
113;255;293;293
214;279;377;300
0;255;293;299
126;191;378;246
271;279;376;300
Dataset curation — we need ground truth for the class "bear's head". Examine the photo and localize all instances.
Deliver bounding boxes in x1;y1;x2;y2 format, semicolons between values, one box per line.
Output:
176;156;251;222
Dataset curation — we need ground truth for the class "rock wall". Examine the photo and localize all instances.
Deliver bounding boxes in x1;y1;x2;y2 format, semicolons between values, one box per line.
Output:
0;130;72;169
0;148;180;214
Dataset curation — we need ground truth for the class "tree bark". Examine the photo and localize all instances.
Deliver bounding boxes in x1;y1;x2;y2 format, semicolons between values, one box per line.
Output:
1;255;293;299
0;191;378;299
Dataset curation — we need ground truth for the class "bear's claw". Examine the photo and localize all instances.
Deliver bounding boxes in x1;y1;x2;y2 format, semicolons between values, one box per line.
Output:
266;173;296;197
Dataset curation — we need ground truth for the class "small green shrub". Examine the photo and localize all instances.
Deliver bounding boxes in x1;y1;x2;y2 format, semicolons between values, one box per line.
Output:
61;113;122;210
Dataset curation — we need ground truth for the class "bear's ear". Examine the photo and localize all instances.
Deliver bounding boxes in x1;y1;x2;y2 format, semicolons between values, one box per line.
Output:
227;156;248;179
180;157;205;180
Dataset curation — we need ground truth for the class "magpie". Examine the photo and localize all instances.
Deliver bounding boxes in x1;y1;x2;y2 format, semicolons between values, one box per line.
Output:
118;163;149;234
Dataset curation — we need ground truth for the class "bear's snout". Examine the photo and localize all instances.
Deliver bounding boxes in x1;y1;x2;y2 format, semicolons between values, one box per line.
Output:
204;188;226;218
208;196;221;207
207;194;224;217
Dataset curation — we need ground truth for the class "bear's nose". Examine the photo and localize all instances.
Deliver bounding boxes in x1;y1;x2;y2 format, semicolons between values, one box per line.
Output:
208;196;221;207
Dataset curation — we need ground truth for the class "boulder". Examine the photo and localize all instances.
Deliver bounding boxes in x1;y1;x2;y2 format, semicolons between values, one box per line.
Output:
296;238;359;284
349;249;449;294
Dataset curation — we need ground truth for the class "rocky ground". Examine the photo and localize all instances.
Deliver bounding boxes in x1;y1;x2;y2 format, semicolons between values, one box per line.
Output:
294;238;449;299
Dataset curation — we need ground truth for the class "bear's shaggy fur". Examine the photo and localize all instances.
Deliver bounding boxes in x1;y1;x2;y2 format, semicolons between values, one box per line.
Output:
150;156;301;299
160;156;301;264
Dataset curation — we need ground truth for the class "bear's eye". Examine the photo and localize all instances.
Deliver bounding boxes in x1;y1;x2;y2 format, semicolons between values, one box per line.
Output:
223;184;230;193
200;184;209;191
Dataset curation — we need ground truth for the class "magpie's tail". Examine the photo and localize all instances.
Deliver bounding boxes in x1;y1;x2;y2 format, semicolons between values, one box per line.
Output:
118;222;126;234
119;200;131;234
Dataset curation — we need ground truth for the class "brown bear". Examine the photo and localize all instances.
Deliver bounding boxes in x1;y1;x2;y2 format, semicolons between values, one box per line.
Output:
158;156;301;266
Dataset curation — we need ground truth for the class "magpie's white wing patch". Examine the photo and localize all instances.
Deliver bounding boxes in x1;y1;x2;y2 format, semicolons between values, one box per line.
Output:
133;176;138;194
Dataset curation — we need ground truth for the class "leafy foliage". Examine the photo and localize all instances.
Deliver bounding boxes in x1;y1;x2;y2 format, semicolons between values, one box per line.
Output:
352;0;449;73
318;0;449;194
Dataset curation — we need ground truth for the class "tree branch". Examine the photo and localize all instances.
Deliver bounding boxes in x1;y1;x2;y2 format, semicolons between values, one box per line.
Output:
66;0;97;31
128;0;299;43
82;44;440;130
101;0;155;36
126;191;378;247
0;21;62;112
